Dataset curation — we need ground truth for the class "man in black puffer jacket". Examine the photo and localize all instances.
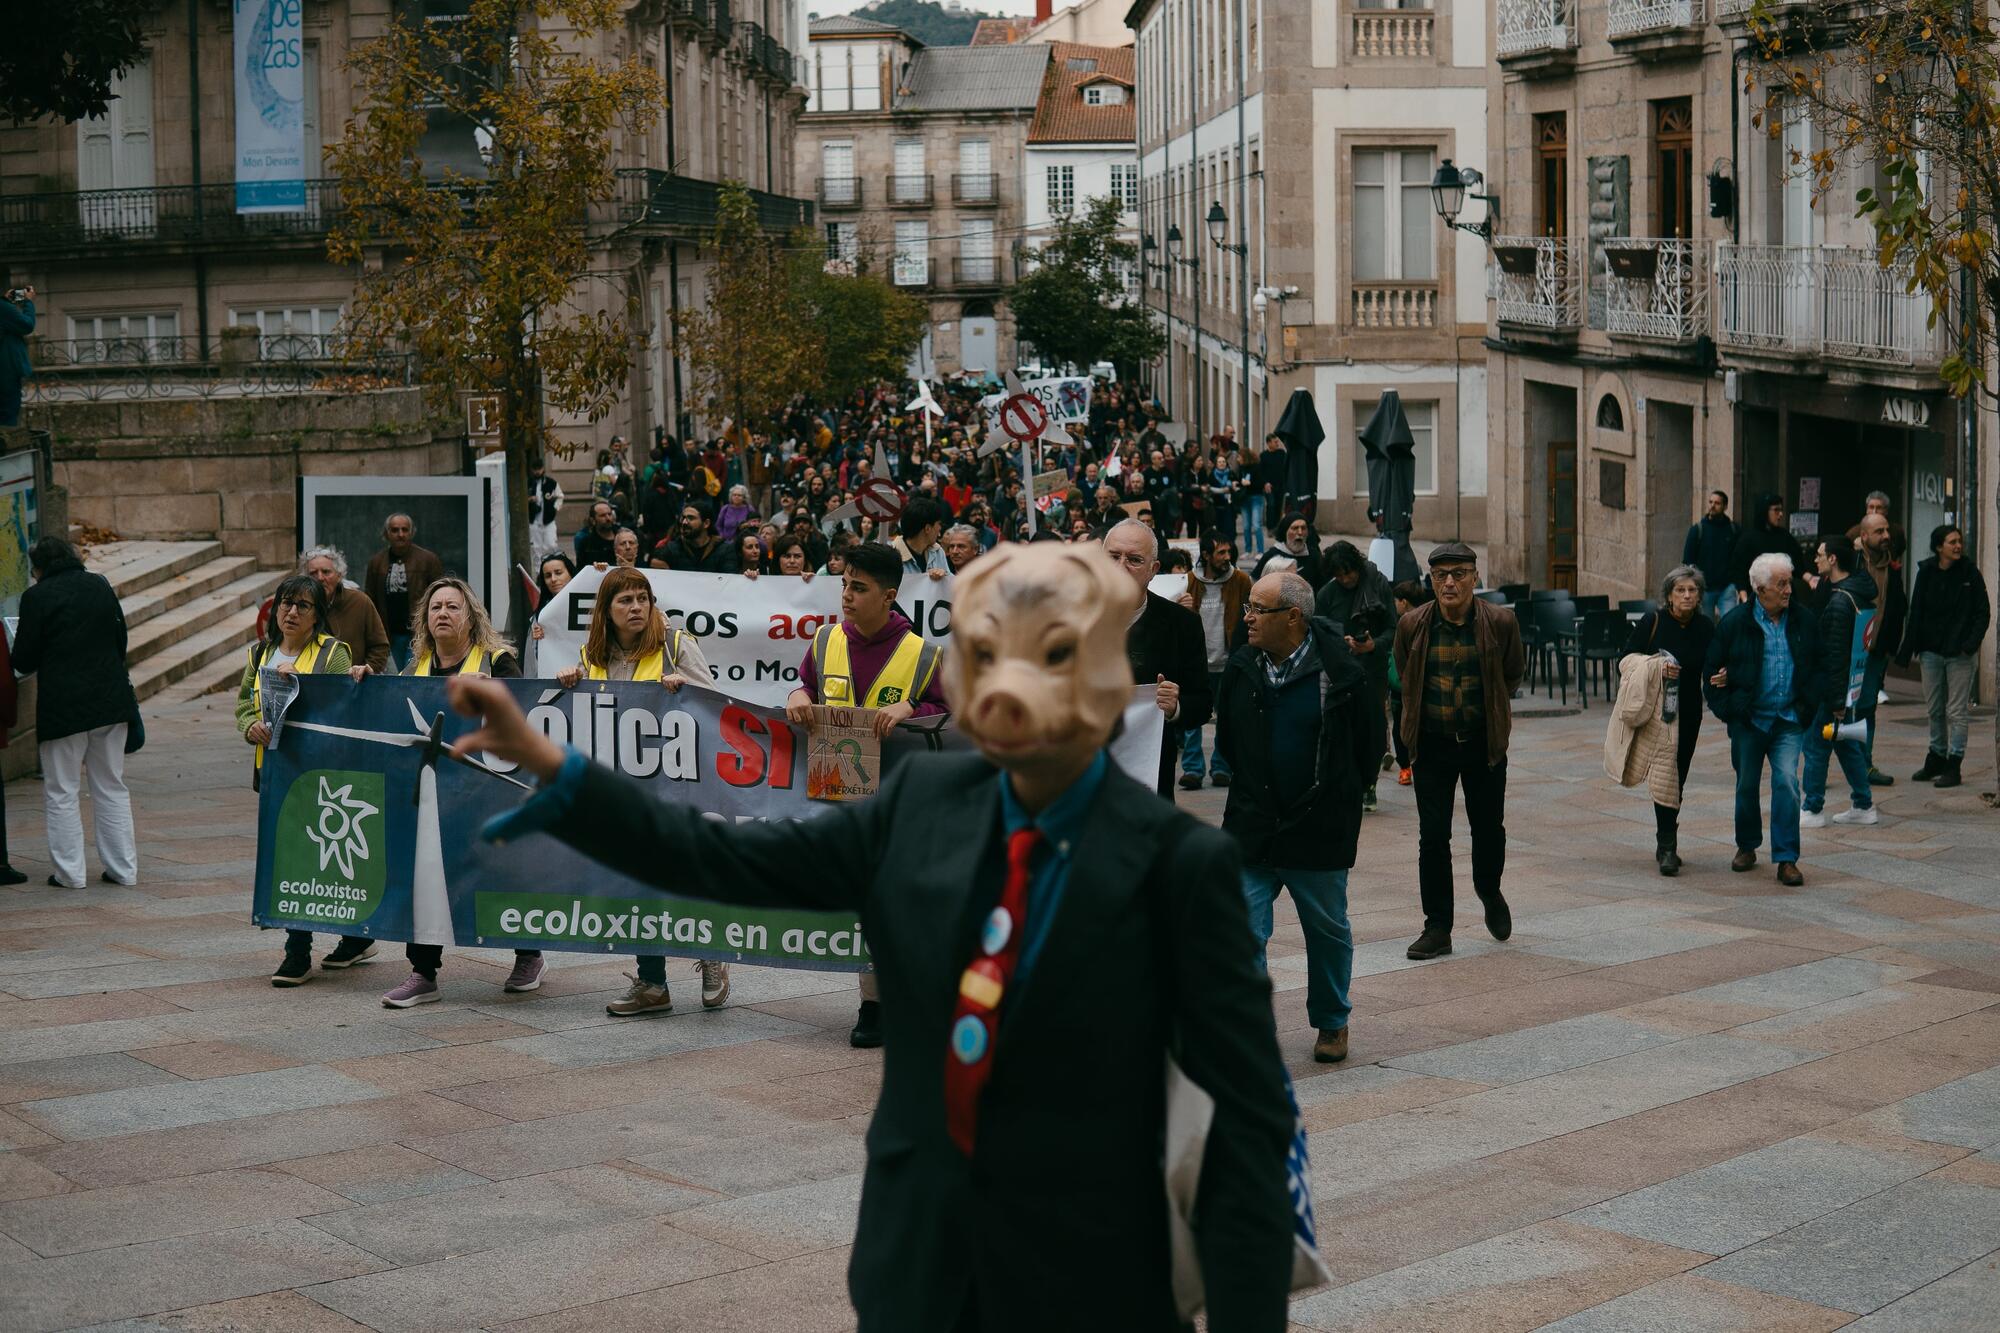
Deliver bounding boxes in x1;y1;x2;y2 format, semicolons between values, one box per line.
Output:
1798;536;1877;828
11;537;140;888
1215;570;1380;1065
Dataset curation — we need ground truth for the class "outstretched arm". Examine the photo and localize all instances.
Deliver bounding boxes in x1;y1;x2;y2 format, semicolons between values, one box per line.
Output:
447;676;885;915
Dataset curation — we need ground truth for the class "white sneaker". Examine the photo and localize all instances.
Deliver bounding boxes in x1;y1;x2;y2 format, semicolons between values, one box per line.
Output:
1799;809;1828;828
1832;806;1880;826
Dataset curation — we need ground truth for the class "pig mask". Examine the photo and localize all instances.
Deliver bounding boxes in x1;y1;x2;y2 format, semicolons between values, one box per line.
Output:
944;542;1138;772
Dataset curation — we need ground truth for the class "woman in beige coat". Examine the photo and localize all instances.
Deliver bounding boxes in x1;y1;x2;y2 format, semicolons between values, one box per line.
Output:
1611;566;1714;875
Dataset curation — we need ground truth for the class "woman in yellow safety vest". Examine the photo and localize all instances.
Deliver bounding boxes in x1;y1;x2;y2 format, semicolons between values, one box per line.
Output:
555;566;731;1017
355;577;541;1009
235;575;373;987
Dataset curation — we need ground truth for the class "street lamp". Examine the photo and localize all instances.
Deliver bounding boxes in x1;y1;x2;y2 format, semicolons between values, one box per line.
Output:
1429;159;1497;242
1205;201;1245;255
1165;223;1184;260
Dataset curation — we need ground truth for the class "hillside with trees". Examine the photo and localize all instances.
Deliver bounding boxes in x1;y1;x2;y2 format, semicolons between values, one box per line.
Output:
849;0;1004;45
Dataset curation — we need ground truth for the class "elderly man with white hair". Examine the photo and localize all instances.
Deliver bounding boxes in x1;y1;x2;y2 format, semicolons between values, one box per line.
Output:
299;545;390;674
1103;517;1210;798
1703;550;1822;887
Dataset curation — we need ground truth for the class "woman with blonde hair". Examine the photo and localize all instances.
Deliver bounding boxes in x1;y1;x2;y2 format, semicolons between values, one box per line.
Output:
553;566;731;1015
356;576;541;1005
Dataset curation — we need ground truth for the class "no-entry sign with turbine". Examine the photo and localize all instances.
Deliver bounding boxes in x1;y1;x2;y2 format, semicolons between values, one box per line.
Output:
855;477;905;523
997;391;1050;443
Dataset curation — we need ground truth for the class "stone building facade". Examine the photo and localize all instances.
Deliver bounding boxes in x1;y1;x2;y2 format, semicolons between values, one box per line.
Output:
1130;0;1490;543
799;16;1048;379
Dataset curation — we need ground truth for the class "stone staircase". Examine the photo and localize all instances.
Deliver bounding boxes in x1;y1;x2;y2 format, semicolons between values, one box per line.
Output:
91;540;276;706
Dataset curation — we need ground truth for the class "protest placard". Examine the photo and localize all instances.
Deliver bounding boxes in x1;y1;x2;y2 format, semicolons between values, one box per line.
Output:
805;704;880;801
531;567;955;704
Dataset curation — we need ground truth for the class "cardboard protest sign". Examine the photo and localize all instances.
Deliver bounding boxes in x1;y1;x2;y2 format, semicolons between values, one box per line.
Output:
805;704;880;801
253;677;1165;971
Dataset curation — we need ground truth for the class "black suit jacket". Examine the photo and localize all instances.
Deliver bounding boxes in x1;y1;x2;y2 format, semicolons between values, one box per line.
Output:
546;752;1295;1332
1127;591;1213;796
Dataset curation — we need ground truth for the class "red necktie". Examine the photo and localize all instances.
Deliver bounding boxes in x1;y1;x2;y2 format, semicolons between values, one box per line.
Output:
944;826;1042;1156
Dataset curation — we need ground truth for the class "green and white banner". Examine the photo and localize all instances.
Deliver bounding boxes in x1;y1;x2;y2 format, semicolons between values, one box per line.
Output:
253;676;1162;970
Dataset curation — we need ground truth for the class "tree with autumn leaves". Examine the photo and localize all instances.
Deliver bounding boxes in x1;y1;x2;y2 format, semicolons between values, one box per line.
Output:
327;0;663;582
1742;0;1996;399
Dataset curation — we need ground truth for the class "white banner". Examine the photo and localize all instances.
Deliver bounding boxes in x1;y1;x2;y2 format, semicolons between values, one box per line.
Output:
532;567;955;705
979;377;1093;436
234;0;308;212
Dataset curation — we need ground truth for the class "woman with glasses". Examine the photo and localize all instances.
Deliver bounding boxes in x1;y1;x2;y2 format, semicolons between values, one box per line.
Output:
236;575;371;986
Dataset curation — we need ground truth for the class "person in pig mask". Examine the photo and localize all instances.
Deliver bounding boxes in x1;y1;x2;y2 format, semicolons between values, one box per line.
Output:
441;541;1298;1331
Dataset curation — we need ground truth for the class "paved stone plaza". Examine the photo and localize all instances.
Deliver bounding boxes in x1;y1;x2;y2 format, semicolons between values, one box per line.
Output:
2;686;1998;1331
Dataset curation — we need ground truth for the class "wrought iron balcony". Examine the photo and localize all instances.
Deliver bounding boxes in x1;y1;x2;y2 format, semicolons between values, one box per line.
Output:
1496;0;1577;68
1489;236;1583;331
1715;243;1945;368
952;173;999;206
24;333;415;404
0;180;346;254
951;254;1003;287
887;174;933;207
1603;238;1709;342
615;169;813;232
818;177;863;209
1607;0;1705;58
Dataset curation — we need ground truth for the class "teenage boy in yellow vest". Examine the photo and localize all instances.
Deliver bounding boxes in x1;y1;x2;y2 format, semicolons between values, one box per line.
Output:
785;541;947;1046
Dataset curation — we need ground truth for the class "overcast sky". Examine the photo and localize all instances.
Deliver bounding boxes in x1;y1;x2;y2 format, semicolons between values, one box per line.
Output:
806;1;1045;15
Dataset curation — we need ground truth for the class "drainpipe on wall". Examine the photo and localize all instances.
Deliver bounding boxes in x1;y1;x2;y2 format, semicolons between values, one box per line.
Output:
189;0;211;362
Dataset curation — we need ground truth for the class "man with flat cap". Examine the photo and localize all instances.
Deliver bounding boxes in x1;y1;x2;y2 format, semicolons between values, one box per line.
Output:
1390;542;1524;961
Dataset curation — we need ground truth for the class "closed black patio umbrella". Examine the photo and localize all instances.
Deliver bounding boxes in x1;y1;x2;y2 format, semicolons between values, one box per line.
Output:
1358;389;1420;583
1273;388;1325;522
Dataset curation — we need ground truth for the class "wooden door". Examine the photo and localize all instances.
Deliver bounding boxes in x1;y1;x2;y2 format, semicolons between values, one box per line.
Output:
1548;440;1578;591
1654;98;1693;238
1535;113;1568;239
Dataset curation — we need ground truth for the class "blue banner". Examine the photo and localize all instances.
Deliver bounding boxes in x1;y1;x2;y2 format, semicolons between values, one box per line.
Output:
252;677;1162;971
234;0;308;213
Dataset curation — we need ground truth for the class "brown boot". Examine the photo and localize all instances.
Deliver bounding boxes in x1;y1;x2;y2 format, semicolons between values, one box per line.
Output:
1731;849;1757;873
1313;1027;1349;1063
1776;862;1804;887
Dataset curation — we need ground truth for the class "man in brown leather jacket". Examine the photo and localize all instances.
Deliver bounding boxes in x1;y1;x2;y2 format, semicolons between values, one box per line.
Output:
1390;542;1525;961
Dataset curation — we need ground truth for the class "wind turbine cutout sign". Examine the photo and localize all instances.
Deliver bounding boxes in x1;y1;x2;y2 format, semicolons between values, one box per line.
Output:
978;371;1073;536
820;438;909;537
906;380;945;451
284;696;530;945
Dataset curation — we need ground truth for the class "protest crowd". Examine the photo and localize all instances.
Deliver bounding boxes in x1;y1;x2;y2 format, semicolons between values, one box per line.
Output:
5;370;1991;1330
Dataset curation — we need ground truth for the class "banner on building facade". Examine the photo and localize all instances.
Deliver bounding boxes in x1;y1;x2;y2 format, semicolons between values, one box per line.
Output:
530;566;956;705
251;677;1163;970
234;0;308;212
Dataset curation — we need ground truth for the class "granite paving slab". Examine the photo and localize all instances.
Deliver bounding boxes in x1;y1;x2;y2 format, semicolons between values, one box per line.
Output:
1384;1014;1680;1086
1843;1248;2000;1330
14;1066;387;1141
0;1166;353;1257
1693;1177;2000;1314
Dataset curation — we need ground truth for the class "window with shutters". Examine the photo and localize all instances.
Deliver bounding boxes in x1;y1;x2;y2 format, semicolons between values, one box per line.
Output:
76;56;156;235
894;220;929;286
1109;163;1139;210
66;310;180;362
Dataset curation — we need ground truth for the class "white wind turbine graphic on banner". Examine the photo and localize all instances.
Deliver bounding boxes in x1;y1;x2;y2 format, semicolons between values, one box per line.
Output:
287;697;530;946
906;380;944;451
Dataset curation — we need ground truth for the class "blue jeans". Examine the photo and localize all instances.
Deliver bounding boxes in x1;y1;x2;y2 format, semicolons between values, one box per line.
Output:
1801;705;1871;813
1702;585;1735;620
1241;864;1353;1032
1242;495;1267;553
1180;673;1231;778
390;633;412;670
1732;719;1803;864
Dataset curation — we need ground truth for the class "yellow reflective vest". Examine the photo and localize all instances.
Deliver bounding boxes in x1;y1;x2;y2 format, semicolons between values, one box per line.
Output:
810;622;941;708
412;644;486;676
249;633;339;771
581;630;685;682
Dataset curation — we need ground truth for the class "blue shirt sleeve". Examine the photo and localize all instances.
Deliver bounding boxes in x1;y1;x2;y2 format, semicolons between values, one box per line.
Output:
480;746;590;843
